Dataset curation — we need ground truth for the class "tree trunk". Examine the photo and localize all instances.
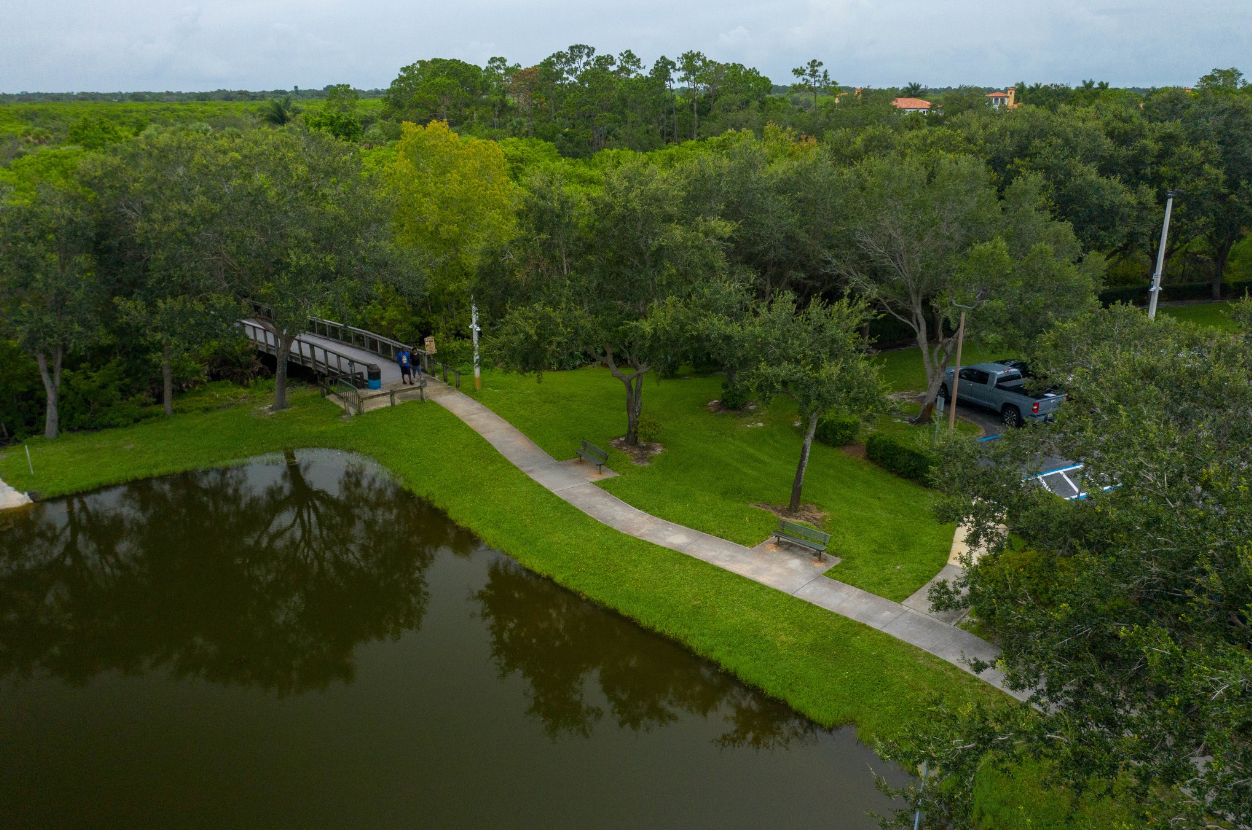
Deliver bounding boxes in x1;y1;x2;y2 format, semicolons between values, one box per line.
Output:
273;335;294;411
35;347;62;440
692;96;699;141
1212;238;1234;301
789;411;820;513
162;347;174;416
602;348;649;445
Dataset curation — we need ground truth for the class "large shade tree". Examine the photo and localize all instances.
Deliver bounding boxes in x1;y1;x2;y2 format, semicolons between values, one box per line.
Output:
884;305;1252;829
86;130;241;415
835;155;1101;422
489;159;733;444
212;129;415;411
0;184;101;439
740;295;883;513
386;120;516;333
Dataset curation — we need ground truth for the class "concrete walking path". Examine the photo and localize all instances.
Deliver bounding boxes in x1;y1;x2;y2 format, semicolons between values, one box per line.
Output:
425;382;1022;700
0;475;32;511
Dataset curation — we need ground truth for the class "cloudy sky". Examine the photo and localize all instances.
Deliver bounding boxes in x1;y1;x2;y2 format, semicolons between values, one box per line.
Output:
2;0;1248;93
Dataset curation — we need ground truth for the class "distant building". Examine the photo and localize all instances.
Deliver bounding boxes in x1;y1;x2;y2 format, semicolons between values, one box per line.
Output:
892;97;931;114
986;88;1018;109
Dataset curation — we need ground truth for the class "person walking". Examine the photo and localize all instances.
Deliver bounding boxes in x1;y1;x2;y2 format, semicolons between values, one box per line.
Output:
396;347;414;385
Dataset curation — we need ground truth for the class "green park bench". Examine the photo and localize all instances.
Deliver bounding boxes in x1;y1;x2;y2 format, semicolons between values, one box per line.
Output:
774;519;830;560
576;440;609;473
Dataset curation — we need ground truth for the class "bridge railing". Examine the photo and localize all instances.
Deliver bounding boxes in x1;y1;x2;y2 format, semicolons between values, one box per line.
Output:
241;319;369;387
307;315;461;389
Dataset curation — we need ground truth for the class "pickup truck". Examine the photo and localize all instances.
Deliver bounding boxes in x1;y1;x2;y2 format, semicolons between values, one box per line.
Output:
940;362;1064;427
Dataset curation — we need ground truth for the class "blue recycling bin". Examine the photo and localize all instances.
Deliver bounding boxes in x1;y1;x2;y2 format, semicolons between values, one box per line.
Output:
367;364;382;390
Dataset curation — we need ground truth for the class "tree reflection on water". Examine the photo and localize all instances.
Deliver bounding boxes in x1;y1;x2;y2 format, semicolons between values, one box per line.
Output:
476;558;819;750
0;450;474;694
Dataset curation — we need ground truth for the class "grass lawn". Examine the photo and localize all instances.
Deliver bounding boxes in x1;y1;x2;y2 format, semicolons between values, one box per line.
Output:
467;367;956;602
872;340;1008;394
1;381;1136;827
0;381;1005;748
1159;301;1237;330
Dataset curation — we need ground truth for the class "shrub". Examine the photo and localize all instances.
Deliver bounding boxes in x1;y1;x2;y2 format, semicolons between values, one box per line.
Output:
635;415;662;444
865;433;937;484
719;378;751;411
59;359;155;432
815;413;860;446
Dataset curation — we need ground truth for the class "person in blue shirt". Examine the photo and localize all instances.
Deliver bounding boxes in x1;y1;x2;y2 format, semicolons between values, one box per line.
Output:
396;348;414;385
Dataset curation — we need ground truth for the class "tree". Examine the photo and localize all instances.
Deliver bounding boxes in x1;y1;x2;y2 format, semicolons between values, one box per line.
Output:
260;95;300;126
790;59;834;110
489;159;733;444
1196;66;1246;91
901;82;925;98
1185;88;1252;298
0;185;101;439
740;295;883;513
304;83;363;142
383;58;486;127
937;85;993;117
213;130;411;411
650;56;678;144
87;131;243;415
387;120;516;331
836;155;1099;422
678;51;709;140
893;306;1252;829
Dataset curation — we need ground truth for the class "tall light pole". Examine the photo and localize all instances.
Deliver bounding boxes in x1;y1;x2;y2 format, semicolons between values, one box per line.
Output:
470;297;482;391
1148;190;1181;321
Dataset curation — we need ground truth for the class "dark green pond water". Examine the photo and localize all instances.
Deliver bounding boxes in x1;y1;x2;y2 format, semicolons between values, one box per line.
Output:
0;450;904;828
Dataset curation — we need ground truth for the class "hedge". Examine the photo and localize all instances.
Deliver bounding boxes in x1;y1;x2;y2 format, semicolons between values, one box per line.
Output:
1099;279;1252;306
815;413;860;447
865;433;937;485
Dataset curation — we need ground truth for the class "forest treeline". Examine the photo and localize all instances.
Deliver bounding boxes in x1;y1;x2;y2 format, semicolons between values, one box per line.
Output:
1;52;1251;444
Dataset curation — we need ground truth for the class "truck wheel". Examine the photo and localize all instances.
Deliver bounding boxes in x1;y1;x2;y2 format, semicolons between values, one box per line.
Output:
938;385;950;402
1001;406;1022;428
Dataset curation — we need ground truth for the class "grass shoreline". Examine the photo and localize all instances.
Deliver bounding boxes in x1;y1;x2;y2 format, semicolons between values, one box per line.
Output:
0;384;1007;746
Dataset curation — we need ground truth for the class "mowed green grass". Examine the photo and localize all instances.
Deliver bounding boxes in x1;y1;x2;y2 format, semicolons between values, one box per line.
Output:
872;341;1007;394
1159;301;1237;330
467;367;953;601
0;382;1005;747
2;381;1135;826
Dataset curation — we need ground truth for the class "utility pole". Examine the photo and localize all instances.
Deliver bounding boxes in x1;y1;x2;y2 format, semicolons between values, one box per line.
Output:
470;297;482;391
1148;190;1181;321
948;306;970;431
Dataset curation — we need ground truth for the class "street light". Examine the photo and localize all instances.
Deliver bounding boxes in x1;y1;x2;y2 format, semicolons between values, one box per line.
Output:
1148;190;1183;321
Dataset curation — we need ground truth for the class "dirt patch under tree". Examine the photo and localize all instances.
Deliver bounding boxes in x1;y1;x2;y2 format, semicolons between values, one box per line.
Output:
751;502;829;527
610;437;665;465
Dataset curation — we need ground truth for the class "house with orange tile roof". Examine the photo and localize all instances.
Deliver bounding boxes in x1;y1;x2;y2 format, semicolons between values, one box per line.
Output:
892;96;931;113
986;88;1018;109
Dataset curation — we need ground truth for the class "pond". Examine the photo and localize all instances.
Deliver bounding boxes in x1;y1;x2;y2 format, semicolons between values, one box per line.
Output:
0;450;905;828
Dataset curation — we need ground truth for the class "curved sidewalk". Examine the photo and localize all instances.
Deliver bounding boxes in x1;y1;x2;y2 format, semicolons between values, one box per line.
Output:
430;384;1022;700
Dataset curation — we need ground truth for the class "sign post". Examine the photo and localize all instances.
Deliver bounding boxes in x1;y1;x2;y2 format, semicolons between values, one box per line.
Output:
470;297;482;391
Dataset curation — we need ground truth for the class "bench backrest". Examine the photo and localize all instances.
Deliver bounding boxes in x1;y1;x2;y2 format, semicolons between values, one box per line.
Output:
581;440;608;462
778;519;830;544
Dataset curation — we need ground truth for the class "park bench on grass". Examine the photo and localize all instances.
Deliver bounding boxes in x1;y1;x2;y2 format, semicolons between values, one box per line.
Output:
576;440;609;473
774;519;830;560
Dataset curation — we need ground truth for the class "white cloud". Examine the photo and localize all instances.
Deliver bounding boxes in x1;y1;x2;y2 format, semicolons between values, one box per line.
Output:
0;0;1248;92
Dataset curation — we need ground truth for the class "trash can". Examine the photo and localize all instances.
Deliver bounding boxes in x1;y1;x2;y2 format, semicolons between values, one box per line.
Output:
367;364;382;390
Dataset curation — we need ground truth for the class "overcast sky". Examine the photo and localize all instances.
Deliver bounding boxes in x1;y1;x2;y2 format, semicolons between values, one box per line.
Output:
1;0;1248;93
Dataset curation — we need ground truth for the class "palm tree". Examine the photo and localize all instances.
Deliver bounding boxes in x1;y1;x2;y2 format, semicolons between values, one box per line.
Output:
901;82;925;98
261;96;301;126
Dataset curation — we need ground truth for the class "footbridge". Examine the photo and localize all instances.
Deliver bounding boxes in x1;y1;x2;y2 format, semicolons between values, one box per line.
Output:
241;313;461;413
